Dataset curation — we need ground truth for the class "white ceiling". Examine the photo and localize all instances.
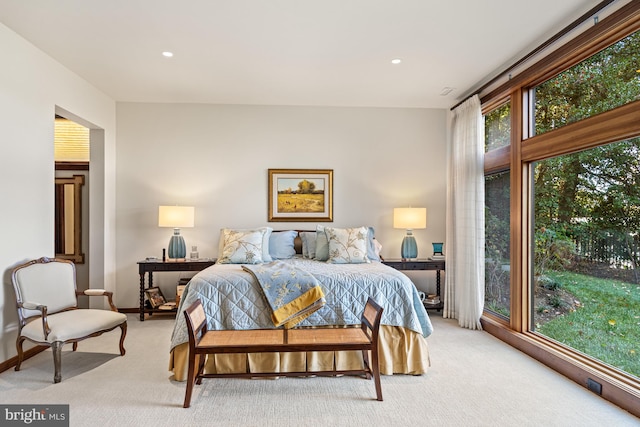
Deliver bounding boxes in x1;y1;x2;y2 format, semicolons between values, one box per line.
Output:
0;0;604;109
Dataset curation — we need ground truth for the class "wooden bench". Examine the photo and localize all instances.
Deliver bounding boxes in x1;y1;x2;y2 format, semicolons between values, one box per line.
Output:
182;297;384;408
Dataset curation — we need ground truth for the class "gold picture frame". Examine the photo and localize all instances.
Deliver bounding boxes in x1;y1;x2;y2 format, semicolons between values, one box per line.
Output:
145;287;166;309
268;169;333;222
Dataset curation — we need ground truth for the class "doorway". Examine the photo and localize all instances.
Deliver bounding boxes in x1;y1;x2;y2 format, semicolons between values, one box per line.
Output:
54;114;90;306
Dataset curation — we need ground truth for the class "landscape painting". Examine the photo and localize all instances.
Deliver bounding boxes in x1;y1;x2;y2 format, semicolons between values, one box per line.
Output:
268;169;333;222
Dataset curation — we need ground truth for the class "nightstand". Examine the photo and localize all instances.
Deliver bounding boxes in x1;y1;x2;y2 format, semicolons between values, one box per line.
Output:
382;259;445;311
137;259;216;321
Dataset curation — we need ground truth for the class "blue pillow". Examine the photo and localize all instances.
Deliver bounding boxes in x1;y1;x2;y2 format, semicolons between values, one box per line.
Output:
300;231;317;258
315;225;329;261
367;226;381;261
269;230;298;259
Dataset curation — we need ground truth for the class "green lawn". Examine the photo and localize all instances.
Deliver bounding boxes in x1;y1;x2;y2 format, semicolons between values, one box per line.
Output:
537;270;640;378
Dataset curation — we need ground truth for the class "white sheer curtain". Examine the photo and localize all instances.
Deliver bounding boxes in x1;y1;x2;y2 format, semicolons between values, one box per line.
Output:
444;95;485;329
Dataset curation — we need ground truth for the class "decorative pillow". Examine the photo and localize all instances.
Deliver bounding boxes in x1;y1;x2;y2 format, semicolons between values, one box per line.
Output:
218;229;266;264
373;238;383;259
366;226;381;262
269;230;298;259
314;225;329;261
218;227;272;262
300;231;317;259
300;233;309;257
325;226;370;264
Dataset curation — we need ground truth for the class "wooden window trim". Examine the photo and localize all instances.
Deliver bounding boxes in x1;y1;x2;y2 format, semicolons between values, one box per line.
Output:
521;100;640;162
484;145;510;174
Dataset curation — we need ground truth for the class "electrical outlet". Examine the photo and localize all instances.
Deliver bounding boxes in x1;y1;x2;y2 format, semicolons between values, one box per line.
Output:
587;378;602;395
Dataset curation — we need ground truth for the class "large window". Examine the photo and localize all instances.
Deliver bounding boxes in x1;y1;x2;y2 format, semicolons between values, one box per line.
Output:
533;30;640;136
529;27;640;381
485;171;510;319
484;102;511;319
532;138;640;379
479;5;640;415
485;102;511;152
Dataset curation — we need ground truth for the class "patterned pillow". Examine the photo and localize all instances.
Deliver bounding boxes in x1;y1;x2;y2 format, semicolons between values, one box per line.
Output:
325;226;370;264
218;227;272;262
218;229;266;264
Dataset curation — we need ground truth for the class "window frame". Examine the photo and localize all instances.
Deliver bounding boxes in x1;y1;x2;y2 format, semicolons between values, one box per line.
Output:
479;2;640;416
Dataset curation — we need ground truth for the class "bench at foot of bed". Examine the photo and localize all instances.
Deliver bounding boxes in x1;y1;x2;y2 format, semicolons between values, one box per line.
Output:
182;297;384;408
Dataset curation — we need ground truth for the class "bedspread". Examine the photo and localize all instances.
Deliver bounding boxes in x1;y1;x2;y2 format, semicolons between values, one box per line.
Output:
242;261;326;328
170;258;432;352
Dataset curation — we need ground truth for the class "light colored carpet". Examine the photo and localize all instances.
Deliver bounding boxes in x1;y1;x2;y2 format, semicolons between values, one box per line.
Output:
1;312;638;427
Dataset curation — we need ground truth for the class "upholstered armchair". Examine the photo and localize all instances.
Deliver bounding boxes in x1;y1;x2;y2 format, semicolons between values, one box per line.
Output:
11;257;127;383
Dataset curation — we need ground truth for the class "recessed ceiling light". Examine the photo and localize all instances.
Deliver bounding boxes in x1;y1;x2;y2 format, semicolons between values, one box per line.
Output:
391;58;402;65
162;51;174;58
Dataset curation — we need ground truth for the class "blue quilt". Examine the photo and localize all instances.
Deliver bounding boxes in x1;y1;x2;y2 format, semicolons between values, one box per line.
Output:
170;258;432;352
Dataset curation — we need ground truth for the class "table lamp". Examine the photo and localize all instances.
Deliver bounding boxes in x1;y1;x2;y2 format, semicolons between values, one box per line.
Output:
393;207;427;260
158;206;194;259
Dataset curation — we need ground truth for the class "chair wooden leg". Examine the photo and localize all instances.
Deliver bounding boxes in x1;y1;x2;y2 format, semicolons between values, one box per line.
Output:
72;342;78;351
52;341;63;384
362;349;372;380
118;322;127;356
371;345;383;401
15;337;25;371
183;351;198;408
195;354;205;385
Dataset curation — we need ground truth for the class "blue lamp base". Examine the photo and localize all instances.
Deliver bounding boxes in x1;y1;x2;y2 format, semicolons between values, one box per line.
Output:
168;229;186;259
401;232;418;260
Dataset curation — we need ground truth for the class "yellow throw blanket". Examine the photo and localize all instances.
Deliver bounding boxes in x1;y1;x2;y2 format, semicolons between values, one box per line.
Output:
242;261;326;328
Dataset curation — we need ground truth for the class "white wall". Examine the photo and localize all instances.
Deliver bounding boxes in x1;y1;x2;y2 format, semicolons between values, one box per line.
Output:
0;23;117;362
116;103;447;306
0;21;448;365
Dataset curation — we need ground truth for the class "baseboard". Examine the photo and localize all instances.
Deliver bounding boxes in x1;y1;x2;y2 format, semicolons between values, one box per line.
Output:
0;345;47;374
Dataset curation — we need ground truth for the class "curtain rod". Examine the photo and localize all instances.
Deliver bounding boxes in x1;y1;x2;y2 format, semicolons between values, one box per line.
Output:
449;0;617;111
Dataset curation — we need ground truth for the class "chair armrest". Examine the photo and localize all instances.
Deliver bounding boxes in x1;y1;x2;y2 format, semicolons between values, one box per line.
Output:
79;289;108;296
20;301;46;311
76;289;118;312
18;302;51;339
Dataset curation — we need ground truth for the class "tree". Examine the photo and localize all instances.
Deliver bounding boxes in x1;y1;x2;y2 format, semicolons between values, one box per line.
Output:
532;30;640;274
297;179;316;194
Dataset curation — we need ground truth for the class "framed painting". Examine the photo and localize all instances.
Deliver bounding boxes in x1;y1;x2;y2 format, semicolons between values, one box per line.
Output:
268;169;333;222
144;286;166;309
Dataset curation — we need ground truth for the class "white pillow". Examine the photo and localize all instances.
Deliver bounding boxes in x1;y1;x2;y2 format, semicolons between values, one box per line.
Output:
325;226;370;264
217;229;267;264
218;227;272;262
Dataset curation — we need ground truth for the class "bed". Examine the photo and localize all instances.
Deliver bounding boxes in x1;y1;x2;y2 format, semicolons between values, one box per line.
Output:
168;227;433;381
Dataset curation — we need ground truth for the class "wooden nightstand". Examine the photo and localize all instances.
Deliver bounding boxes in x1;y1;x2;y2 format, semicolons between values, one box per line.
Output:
137;259;216;321
382;259;445;311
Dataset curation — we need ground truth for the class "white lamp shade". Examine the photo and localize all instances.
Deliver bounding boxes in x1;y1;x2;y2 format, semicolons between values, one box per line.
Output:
393;208;426;229
158;206;195;228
